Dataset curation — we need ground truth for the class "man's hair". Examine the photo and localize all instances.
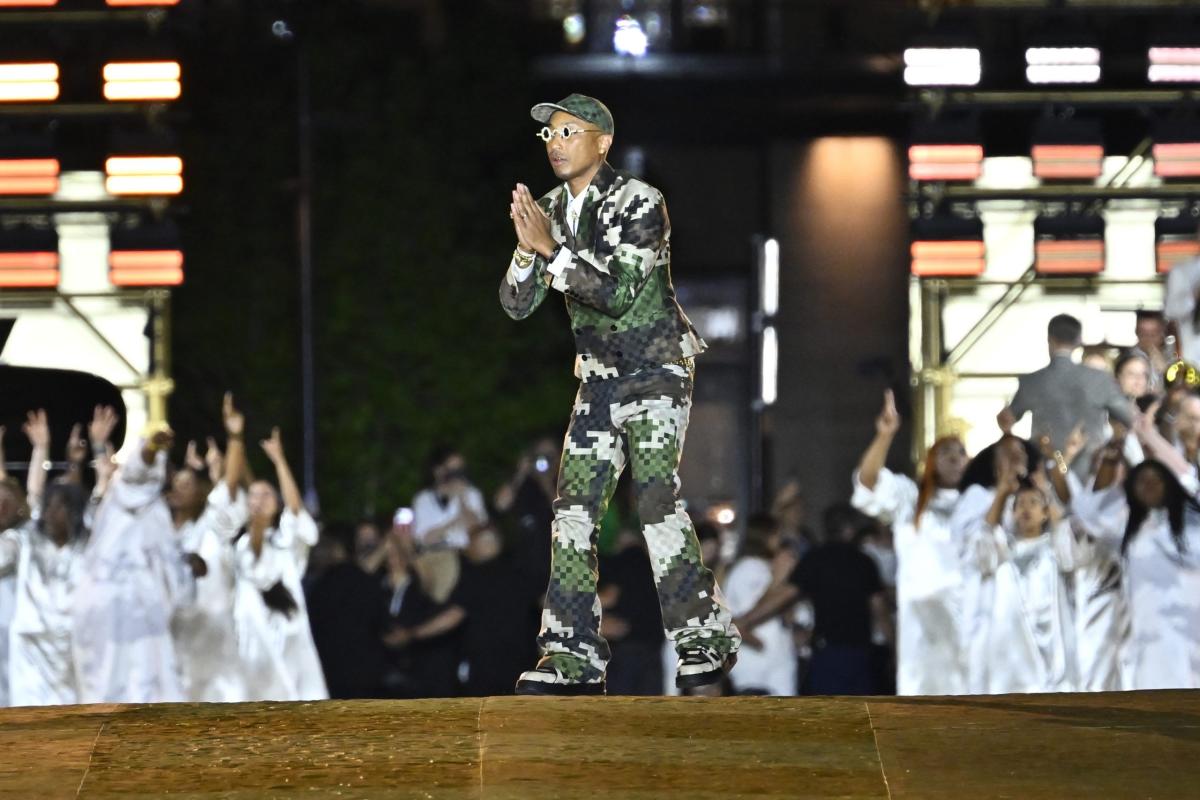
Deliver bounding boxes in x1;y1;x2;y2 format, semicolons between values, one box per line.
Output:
1047;314;1083;346
1136;309;1165;325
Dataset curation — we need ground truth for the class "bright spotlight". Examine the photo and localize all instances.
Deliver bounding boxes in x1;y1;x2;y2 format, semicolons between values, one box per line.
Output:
613;15;648;58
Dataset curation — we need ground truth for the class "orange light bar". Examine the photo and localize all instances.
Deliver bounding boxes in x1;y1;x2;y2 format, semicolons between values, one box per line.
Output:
103;61;181;101
0;62;59;103
1034;240;1104;274
109;249;183;286
1032;144;1104;179
0;1;59;6
908;144;984;181
910;240;986;277
0;158;59;195
1157;239;1200;274
0;251;59;287
105;156;183;196
1153;143;1200;178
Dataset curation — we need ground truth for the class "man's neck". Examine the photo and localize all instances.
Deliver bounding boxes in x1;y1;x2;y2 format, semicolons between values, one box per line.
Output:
566;162;603;199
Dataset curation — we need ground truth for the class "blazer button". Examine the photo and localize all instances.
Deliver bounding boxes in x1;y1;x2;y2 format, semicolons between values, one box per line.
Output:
575;328;584;335
610;324;618;331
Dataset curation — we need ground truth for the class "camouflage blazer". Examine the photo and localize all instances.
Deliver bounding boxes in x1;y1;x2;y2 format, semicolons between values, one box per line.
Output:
499;162;706;382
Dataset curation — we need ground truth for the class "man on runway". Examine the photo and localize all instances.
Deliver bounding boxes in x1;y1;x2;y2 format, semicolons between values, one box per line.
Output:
501;93;740;695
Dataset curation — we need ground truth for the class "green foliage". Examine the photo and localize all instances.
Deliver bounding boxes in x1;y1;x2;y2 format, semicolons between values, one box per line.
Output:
171;3;575;517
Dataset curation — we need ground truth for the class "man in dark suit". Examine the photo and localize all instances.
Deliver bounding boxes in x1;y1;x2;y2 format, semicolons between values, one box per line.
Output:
997;313;1133;476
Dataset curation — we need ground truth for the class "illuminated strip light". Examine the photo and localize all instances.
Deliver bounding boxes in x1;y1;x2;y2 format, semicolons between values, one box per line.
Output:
760;325;778;406
1157;239;1200;274
908;144;983;181
0;1;59;5
1149;47;1200;83
1153;143;1200;178
105;156;183;195
761;238;779;315
910;240;985;277
1034;239;1104;274
109;249;183;286
0;63;58;102
903;48;980;87
1025;47;1101;84
1032;144;1104;179
103;61;181;101
0;251;58;287
0;158;59;194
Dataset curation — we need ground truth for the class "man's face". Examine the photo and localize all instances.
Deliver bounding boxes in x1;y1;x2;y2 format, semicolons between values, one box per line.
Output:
1136;318;1165;351
546;111;612;185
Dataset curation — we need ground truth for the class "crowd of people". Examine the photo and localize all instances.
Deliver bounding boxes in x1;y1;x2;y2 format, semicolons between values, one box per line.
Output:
0;306;1197;704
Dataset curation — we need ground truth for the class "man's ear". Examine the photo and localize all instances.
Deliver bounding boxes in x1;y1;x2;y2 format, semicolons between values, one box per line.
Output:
599;134;613;156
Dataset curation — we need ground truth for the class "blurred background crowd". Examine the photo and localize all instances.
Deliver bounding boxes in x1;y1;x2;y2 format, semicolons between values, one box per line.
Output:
2;297;1198;703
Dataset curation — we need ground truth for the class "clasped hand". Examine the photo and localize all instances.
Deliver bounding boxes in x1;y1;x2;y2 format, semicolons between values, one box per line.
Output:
510;183;555;259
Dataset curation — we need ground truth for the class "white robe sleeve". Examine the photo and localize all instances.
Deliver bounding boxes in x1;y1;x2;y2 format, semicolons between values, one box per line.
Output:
106;446;168;512
851;467;918;527
277;509;318;574
1164;259;1200;326
1070;482;1129;552
203;482;249;543
0;527;20;577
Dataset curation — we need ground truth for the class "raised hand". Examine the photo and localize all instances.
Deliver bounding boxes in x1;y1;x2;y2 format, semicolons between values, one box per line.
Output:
88;405;120;447
512;184;555;258
876;389;901;437
205;436;225;483
260;426;285;464
23;409;49;450
1063;424;1089;466
185;440;205;472
222;392;244;438
148;426;175;453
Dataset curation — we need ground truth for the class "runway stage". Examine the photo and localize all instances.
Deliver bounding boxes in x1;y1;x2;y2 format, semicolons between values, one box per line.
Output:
2;691;1197;799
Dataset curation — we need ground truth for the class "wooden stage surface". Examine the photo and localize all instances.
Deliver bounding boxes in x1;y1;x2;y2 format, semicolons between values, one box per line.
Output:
2;691;1198;798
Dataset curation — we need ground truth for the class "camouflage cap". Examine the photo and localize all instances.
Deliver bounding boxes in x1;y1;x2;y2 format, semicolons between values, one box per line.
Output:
531;93;614;134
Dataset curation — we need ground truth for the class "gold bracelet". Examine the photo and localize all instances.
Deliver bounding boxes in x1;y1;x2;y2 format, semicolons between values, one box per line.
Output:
1053;450;1069;475
513;247;535;267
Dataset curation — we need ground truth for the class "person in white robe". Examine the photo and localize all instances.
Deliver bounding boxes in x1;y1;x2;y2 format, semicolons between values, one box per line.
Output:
723;514;796;696
72;428;201;704
965;475;1080;694
1074;444;1200;690
233;426;327;702
951;434;1042;694
0;423;34;707
851;389;968;696
168;394;250;702
0;410;97;707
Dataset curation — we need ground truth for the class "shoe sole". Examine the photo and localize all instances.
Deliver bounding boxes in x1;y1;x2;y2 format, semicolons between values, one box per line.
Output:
675;654;738;690
515;679;607;697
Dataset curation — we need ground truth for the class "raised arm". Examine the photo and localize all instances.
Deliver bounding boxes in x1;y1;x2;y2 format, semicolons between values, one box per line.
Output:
22;410;50;510
86;406;120;499
0;425;7;482
222;392;246;496
858;389;901;492
514;181;668;318
260;426;303;514
1134;400;1192;479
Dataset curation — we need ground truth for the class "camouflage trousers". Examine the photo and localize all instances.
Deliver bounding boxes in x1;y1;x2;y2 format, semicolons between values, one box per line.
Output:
535;361;741;682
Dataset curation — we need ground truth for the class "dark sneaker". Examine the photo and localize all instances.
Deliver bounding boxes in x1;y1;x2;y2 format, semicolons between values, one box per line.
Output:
515;653;606;696
675;646;738;689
